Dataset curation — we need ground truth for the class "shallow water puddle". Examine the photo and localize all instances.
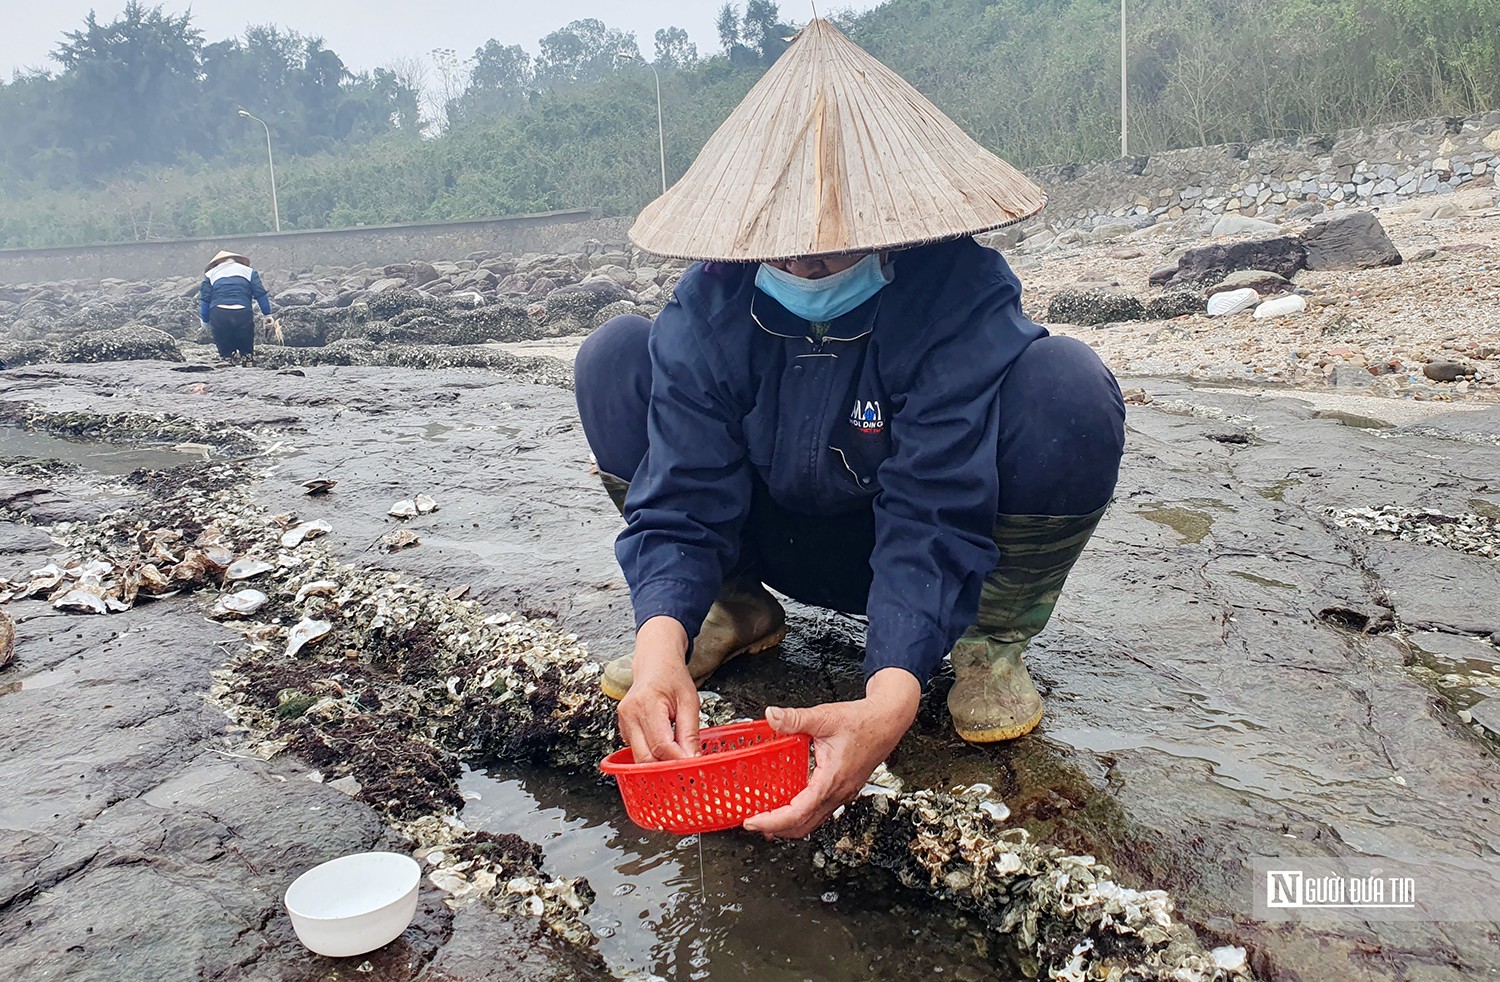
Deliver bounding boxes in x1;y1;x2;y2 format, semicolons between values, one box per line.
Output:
0;425;206;475
459;764;1008;981
1136;497;1236;545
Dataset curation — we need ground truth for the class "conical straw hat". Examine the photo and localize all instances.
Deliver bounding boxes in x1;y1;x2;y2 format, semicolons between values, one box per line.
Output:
629;19;1045;262
206;250;250;272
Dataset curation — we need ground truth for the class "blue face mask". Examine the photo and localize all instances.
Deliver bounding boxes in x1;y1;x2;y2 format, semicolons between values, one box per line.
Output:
754;253;893;323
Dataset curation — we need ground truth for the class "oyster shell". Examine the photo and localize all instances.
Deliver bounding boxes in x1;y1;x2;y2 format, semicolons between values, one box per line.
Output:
54;587;108;615
302;479;337;496
213;589;268;619
415;493;439;514
226;558;275;581
286;618;333;658
388;500;418;519
295;580;340;603
23;564;66;596
379;529;420;552
281;520;332;548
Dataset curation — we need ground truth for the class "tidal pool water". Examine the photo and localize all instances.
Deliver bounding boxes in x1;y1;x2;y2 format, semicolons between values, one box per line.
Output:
460;764;1016;981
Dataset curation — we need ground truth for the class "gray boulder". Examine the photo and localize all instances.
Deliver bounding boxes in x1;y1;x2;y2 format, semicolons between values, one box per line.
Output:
1215;269;1292;294
544;278;628;320
275;287;318;306
1300;212;1402;270
409;261;441;286
368;277;407;294
1167;236;1307;286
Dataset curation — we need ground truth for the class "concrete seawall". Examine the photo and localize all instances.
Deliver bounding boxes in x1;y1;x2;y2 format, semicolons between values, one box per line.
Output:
0;211;635;285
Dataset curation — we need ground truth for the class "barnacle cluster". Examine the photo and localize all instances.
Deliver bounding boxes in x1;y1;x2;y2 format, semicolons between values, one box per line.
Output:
813;789;1253;981
1331;504;1499;558
1;407;260;454
252;340;575;388
53;324;184;363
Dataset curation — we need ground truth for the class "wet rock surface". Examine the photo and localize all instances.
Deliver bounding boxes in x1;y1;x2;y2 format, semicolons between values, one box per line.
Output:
2;361;1498;980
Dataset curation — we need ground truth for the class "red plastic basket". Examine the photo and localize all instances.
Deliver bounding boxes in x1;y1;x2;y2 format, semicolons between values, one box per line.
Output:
599;720;811;834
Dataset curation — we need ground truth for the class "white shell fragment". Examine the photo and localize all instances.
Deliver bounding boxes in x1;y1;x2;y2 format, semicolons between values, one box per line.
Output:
286;618;333;658
295;580;340;603
213;589;268;619
388;500;418;518
1252;294;1307;319
281;520;332;548
380;530;420;553
54;588;108;615
1212;946;1249;971
1206;287;1259;317
226;558;275;581
25;564;67;596
415;494;439;514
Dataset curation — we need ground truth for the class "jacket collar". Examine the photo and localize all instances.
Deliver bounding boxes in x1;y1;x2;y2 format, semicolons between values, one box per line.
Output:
749;289;882;344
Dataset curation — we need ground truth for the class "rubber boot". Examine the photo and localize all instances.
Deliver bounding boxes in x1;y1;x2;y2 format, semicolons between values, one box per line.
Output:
948;507;1107;743
593;471;787;701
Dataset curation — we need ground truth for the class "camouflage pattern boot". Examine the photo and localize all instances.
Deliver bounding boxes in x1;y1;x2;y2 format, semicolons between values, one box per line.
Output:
600;577;787;700
592;471;786;701
948;507;1107;743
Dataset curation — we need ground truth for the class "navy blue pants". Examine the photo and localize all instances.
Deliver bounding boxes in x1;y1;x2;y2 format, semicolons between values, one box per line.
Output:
575;315;1125;615
209;306;255;358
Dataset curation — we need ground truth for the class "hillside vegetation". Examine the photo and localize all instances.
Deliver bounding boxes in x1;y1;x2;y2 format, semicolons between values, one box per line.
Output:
2;0;1497;249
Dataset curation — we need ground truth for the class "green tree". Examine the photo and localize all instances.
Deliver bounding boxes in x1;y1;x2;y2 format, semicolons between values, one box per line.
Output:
654;28;699;71
536;19;639;85
51;2;203;176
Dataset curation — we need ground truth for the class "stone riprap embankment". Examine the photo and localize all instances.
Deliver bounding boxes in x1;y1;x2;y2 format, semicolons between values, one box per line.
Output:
1024;111;1500;233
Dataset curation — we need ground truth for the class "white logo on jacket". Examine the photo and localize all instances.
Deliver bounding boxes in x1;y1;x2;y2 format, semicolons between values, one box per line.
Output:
849;399;884;434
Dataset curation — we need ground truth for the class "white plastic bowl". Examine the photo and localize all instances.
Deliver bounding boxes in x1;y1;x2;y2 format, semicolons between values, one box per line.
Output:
284;852;421;958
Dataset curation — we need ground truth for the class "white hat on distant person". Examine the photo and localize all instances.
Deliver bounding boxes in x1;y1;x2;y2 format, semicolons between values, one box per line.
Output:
206;250;251;272
629;19;1046;262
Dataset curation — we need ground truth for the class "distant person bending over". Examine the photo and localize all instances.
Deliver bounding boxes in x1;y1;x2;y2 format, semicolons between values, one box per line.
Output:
200;250;274;364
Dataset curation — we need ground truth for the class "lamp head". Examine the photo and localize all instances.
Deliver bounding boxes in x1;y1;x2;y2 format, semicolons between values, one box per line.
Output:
237;109;250;117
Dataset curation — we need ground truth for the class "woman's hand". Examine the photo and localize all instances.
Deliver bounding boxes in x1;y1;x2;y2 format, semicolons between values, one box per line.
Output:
617;615;700;762
743;667;921;839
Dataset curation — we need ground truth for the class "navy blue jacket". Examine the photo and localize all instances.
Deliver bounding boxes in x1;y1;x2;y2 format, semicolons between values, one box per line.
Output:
616;237;1047;684
200;261;271;322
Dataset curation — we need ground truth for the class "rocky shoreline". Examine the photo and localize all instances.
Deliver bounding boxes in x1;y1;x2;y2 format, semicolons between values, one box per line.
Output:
2;356;1498;980
1;189;1498;980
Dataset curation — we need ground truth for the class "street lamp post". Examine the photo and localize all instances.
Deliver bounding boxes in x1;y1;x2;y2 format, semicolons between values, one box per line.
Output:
238;109;281;232
617;54;668;195
1120;0;1129;157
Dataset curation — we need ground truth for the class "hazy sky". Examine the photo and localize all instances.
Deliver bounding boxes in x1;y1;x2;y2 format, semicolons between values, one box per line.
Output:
3;1;884;77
